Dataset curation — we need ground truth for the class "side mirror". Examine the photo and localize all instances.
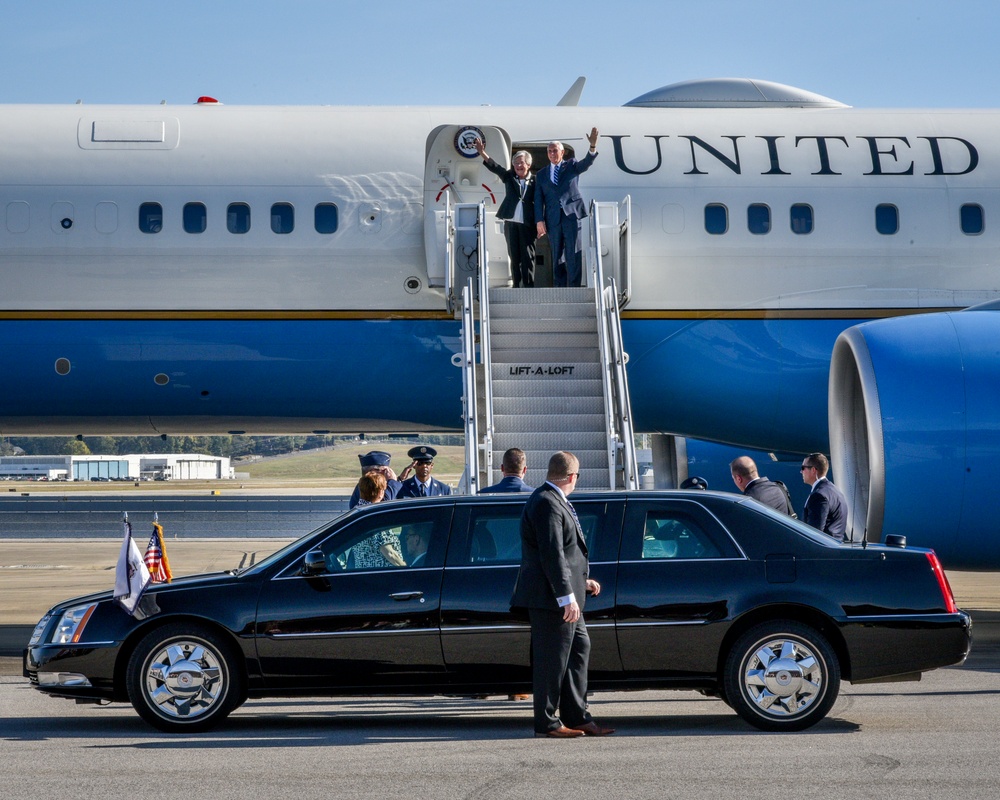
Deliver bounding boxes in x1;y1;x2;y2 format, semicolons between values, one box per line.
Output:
301;549;327;575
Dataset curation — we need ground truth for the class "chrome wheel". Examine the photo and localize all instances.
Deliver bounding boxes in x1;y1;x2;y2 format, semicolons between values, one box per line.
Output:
127;623;243;732
724;621;840;732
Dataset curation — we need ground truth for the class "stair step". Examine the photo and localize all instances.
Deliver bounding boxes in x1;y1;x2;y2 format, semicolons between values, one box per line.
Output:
489;348;600;364
490;332;599;352
490;317;598;335
492;396;605;415
493;380;604;400
490;287;593;305
493;432;608;452
492;413;607;434
490;302;594;320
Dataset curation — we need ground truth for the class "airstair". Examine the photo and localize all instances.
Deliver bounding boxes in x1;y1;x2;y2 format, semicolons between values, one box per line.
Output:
451;197;637;492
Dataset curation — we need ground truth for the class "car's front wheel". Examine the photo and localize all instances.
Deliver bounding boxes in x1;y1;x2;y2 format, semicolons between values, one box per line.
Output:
723;620;840;732
126;623;244;733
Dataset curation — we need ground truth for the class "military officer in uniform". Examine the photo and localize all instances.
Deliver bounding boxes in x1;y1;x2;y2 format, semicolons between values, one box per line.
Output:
397;445;452;498
348;450;403;509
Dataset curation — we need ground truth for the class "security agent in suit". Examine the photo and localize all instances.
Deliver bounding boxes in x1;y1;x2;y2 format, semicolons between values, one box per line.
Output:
534;128;600;287
730;455;796;516
481;447;534;494
396;445;453;498
511;451;614;738
348;451;402;509
801;452;847;541
474;139;536;288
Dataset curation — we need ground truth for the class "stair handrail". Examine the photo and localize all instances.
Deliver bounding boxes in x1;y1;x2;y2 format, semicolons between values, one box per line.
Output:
605;276;638;489
590;200;639;490
460;278;480;493
474;202;496;487
443;192;457;315
619;194;632;307
590;203;622;490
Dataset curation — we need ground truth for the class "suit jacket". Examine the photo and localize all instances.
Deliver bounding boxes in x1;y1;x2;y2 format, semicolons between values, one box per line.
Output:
533;151;597;228
480;475;534;494
397;476;452;499
511;483;589;611
483;157;535;226
744;477;794;516
803;478;847;541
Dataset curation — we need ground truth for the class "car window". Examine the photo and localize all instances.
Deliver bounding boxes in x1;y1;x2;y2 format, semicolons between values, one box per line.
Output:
641;511;722;560
317;506;447;573
623;500;742;561
456;504;605;566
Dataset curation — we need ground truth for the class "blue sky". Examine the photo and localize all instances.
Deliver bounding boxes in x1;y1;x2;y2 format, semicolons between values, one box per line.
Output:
2;0;998;108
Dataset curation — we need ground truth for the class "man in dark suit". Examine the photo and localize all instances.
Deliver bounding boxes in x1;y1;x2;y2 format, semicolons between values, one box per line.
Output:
534;128;600;287
474;139;536;288
511;451;614;738
397;445;452;498
801;452;847;541
481;447;534;494
730;455;796;516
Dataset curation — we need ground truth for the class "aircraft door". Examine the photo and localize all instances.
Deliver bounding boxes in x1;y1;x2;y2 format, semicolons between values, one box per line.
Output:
424;125;512;296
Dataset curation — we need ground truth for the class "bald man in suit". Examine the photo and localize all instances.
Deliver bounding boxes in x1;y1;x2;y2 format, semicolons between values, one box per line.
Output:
511;451;614;738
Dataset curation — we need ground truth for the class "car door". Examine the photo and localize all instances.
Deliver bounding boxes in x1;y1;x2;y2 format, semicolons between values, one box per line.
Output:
439;497;623;687
255;502;452;690
616;498;748;677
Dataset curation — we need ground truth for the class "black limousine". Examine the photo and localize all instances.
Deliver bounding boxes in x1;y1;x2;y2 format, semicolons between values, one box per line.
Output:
25;491;971;733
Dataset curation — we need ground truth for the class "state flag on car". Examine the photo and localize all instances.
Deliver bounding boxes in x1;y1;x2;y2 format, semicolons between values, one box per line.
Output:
144;520;173;584
114;516;150;616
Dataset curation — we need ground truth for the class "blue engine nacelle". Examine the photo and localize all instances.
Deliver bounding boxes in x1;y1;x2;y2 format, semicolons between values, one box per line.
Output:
829;307;1000;569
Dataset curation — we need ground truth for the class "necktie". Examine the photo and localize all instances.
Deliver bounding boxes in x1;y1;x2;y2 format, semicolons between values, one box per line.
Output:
419;483;426;497
553;163;561;185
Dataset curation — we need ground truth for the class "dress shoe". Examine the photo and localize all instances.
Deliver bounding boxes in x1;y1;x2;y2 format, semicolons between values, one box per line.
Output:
535;726;585;738
569;720;615;736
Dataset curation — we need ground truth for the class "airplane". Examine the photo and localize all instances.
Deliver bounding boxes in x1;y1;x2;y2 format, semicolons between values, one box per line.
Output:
1;77;998;568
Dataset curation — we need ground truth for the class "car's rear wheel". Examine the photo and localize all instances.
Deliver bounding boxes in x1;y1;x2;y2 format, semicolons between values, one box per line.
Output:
723;620;840;732
126;623;244;733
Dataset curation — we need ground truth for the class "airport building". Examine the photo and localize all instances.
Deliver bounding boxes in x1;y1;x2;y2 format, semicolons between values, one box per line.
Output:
0;454;232;481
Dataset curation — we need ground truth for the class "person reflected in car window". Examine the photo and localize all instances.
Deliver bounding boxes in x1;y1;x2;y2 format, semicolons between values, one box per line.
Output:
405;528;430;567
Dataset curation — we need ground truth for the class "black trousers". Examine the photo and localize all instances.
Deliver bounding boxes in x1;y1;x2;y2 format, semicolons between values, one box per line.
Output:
504;221;536;288
528;608;593;733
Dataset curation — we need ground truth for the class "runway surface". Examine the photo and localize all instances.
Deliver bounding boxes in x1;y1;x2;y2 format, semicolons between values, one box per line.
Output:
0;493;350;538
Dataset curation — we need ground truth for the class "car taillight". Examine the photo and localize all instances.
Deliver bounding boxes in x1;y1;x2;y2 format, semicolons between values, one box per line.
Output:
926;552;958;614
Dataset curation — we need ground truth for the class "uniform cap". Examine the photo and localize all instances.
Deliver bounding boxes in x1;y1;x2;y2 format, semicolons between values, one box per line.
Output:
407;445;438;462
359;451;392;469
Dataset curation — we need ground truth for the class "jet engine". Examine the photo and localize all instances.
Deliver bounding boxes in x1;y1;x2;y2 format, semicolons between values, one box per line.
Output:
829;306;1000;568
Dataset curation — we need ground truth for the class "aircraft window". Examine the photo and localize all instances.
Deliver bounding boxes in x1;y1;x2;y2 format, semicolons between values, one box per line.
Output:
138;202;163;234
227;203;251;234
704;203;728;235
961;204;984;235
747;204;770;234
875;203;898;235
790;204;813;234
315;203;339;234
183;203;206;234
271;203;294;234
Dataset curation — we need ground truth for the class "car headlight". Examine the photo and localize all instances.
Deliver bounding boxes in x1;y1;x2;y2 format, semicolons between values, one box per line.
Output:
28;614;51;646
50;604;98;644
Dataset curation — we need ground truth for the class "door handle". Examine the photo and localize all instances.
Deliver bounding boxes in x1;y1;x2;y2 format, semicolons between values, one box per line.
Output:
389;591;425;602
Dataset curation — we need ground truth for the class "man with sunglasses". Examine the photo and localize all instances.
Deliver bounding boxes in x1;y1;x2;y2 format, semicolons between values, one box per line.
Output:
800;453;847;541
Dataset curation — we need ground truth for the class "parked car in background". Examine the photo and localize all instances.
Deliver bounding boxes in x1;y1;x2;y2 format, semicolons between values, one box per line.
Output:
24;491;971;733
